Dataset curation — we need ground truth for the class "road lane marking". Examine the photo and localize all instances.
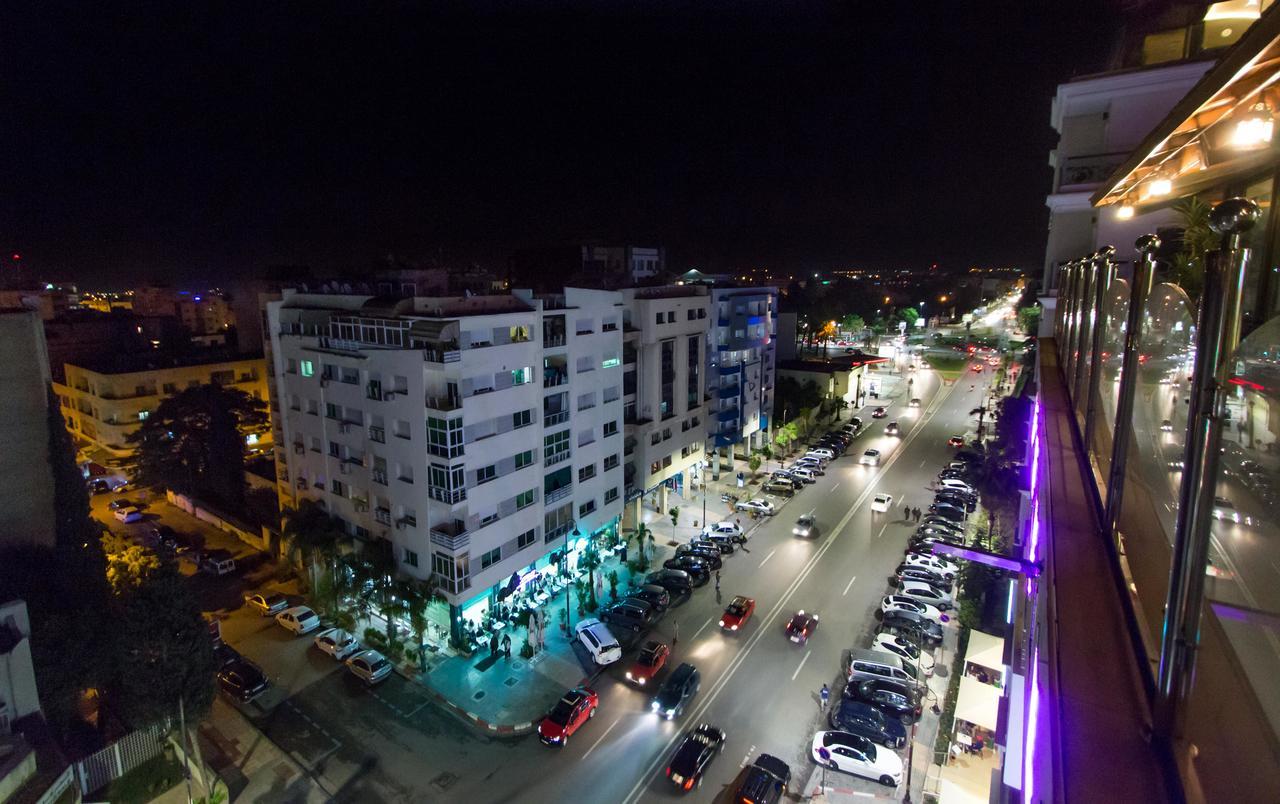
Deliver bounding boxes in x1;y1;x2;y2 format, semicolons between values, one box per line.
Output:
831;482;841;493
758;549;777;569
791;650;812;681
583;715;623;759
620;377;960;804
876;524;888;539
691;616;714;642
842;576;857;596
920;459;927;468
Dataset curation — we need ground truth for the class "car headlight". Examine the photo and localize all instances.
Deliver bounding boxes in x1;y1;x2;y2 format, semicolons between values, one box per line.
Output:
731;625;738;631
638;677;646;685
651;701;660;711
626;671;633;680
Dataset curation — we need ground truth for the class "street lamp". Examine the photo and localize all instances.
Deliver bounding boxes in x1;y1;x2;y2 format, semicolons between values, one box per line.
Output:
700;460;708;531
564;523;581;631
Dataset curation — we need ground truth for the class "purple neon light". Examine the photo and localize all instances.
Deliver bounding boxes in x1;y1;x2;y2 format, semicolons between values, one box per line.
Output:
1025;644;1041;799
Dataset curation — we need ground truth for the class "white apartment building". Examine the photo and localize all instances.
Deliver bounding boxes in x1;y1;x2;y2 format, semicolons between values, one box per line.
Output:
268;288;625;644
705;286;777;476
619;287;709;526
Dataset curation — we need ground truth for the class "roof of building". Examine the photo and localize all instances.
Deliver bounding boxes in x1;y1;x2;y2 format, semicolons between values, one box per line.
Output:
777;353;889;374
69;348;265;375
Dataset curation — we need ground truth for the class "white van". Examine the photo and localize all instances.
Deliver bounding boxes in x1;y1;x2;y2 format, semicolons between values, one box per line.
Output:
846;648;919;687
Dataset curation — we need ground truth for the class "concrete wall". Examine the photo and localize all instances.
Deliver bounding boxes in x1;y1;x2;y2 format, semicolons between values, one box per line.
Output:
0;599;42;726
0;312;56;548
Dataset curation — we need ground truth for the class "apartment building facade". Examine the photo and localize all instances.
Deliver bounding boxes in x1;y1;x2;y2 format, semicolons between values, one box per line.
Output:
618;287;710;522
54;353;270;461
267;288;625;642
705;286;777;475
0;311;57;549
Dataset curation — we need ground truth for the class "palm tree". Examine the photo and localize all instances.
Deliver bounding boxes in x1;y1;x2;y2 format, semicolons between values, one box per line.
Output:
628;523;655;570
796;408;815;441
282;500;345;592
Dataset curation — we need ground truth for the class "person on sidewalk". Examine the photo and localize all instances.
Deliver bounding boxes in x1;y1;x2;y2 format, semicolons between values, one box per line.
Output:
914;507;922;522
903;504;911;521
820;683;830;711
714;570;721;593
489;632;499;657
502;633;512;658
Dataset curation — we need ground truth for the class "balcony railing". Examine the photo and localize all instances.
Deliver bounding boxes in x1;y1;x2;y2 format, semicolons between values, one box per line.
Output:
543;333;566;348
1057;151;1128;190
369;426;385;443
544;410;569;427
424;348;462;364
374;508;391;525
430;524;471;551
429;486;467;504
543;372;568;388
426;395;462;412
545;484;572;504
545;449;571;467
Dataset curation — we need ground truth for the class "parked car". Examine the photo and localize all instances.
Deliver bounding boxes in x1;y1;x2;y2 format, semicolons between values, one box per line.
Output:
313;628;360;660
873;632;934;671
599;600;656;633
719;596;755;631
938;477;974;494
539;687;599;746
575;618;623;665
675;543;723;569
870;493;893;513
810;730;903;787
113;506;144;523
645;569;693;594
108;499;137;511
663;555;711;584
897;567;953;592
792;514;820;538
919;516;965;535
934;492;976;513
807;447;835;460
627;584;672;612
789;467;818;484
652;662;701;720
785;610;820;644
244;591;289;615
860;449;881;466
902;552;959;579
735;754;791;804
878;612;945;648
763;480;796;497
884;421;900;436
346;649;393;685
626;641;669;686
665;724;726;792
275;606;322;635
880;595;943;623
199;549;237;576
217;656;270;704
792;459;825;475
828;700;907;748
927;503;966;523
703;521;746;543
89;478;112;495
700;532;738;553
844;678;923;724
735;499;776;516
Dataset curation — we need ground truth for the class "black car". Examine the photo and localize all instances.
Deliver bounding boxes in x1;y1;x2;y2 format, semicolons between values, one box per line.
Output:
878;612;945;647
934;492;976;513
652;663;701;720
735;753;791;804
600;600;656;633
699;533;737;554
927;503;966;523
938;468;968;481
217;656;270;704
664;556;711;584
627;584;672;612
89;478;112;494
897;565;952;588
665;724;726;792
646;569;693;594
919;516;965;534
844;678;923;724
828;700;908;748
675;544;723;569
785;610;820;644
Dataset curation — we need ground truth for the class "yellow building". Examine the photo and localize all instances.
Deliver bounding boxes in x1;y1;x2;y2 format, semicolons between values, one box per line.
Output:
54;352;271;464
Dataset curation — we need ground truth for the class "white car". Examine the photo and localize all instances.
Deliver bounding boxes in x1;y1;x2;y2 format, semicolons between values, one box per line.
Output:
903;553;959;579
871;493;893;513
860;449;881;466
789;467;817;484
880;595;944;624
938;478;974;494
703;521;746;542
113;506;144;523
313;628;360;660
807;448;835;460
275;606;322;635
735;499;776;516
898;580;953;610
243;592;289;615
872;633;934;671
346;649;393;684
575;618;622;665
811;730;903;787
1211;496;1254;525
792;460;825;475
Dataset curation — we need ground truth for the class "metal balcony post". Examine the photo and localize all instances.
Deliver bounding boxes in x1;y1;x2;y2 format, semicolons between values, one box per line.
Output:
1153;198;1259;740
1083;246;1116;454
1072;254;1099;401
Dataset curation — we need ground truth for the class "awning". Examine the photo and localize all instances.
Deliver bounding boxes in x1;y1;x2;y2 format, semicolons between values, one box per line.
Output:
966;630;1006;673
956;675;1002;732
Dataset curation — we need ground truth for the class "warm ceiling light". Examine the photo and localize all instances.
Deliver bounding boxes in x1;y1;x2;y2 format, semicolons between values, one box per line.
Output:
1141;177;1173;200
1116;205;1135;220
1231;103;1274;150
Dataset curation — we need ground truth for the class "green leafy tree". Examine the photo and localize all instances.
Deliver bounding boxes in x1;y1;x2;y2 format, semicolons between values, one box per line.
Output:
628;522;655;569
1170;196;1218;300
841;313;866;335
127;384;267;509
349;539;399;639
668;506;680;540
773;421;799;456
898;307;920;327
1017;304;1042;335
103;531;162;592
113;561;217;726
282;499;346;592
47;387;105;559
747;453;762;475
581;535;602;610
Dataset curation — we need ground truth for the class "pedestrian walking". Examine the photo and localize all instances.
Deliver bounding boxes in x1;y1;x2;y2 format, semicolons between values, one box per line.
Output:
673;620;679;646
904;504;911;521
914;507;922;522
502;633;512;658
820;683;830;711
714;570;721;592
489;632;499;657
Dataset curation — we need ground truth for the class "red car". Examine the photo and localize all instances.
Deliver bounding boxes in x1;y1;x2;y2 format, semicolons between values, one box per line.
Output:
719;596;756;632
970;364;984;372
626;641;670;687
947;435;965;447
539;687;599;746
785;610;820;644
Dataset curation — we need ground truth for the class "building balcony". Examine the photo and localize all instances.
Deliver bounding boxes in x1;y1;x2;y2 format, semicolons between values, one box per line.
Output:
430;522;470;551
545;450;571;467
545;484;572;504
429;486;467;504
424;347;462;364
543;333;566;348
543;371;568;388
426;394;462;412
544;410;570;428
374;507;391;525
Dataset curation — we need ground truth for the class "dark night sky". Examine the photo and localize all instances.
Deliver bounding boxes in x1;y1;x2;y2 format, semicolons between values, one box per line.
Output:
2;1;1116;287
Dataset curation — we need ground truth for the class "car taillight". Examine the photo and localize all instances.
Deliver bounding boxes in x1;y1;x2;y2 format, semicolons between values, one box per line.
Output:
665;766;671;777
684;777;695;790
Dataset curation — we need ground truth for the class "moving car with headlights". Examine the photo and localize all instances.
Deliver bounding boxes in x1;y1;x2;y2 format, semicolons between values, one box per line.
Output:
652;663;701;720
880;595;943;623
1160;418;1174;431
810;730;903;787
845;678;922;724
665;724;726;792
871;407;887;418
703;520;746;543
346;649;393;685
947;435;965;447
626;641;669;686
785;610;820;644
664;555;711;584
860;449;881;466
793;514;820;538
244;591;289;616
627;584;672;612
735;499;776;516
870;493;893;513
828;700;907;748
313;628;360;660
1211;496;1254;525
909;398;921;408
734;753;791;804
884;421;900;436
720;596;755;631
575;618;623;665
217;654;270;704
275;606;321;635
539;687;599;746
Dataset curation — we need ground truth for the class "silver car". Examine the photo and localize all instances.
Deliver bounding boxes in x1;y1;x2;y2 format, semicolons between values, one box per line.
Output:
346;649;393;684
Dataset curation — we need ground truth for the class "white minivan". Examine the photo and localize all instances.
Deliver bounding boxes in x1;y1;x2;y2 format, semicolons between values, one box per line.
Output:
575;618;622;665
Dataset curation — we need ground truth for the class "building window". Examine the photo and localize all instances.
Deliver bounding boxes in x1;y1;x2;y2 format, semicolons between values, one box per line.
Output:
512;367;530;385
655;312;663;326
663;428;672;440
687;309;696;321
604;487;619;504
301;360;314;377
477;464;497;484
601;357;620;369
513;409;533;429
162;382;177;394
480;547;502;570
579;499;596;517
517;528;537;550
427;416;464;458
544;430;570;462
578;464;596;483
603;420;618;437
515;449;535;469
650;432;660;446
516;489;536;509
404;548;419;568
603;454;619;471
331;479;345;497
138;410;150;420
429;463;466;503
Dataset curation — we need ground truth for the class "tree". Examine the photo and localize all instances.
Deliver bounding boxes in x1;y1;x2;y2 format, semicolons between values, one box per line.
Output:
127;384;267;509
113;561;217;726
796;407;816;440
668;506;680;540
628;523;655;569
103;532;161;592
898;307;920;327
841;313;866;336
1170;196;1218;300
1017;305;1042;335
773;421;799;456
282;499;346;592
47;387;104;559
348;539;399;640
747;452;762;476
581;536;602;611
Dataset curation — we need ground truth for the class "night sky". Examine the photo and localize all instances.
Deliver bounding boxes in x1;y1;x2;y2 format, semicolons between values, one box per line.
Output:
3;1;1116;287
